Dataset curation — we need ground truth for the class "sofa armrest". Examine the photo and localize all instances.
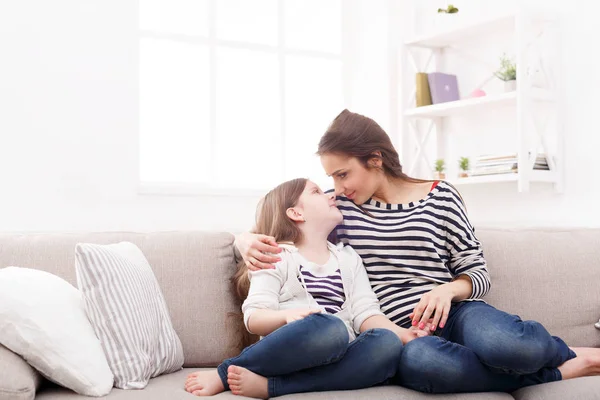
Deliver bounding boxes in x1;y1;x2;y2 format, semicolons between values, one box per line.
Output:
0;344;42;400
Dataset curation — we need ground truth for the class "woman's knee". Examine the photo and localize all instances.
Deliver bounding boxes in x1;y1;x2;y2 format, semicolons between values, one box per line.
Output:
476;320;551;373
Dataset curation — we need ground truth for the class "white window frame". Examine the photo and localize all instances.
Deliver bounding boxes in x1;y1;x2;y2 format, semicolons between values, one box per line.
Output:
137;0;352;197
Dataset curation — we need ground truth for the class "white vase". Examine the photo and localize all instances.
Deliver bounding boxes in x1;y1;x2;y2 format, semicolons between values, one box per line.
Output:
504;80;517;92
432;13;462;32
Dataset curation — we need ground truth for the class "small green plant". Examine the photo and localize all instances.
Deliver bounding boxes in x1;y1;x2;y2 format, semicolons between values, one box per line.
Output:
458;157;470;171
437;4;459;13
494;54;516;81
435;159;445;172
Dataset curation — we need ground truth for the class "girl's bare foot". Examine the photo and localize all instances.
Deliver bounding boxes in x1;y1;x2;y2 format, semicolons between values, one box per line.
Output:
227;365;268;399
185;370;225;396
558;347;600;380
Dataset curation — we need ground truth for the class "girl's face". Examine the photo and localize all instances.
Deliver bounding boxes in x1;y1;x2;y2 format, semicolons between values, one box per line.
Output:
292;180;342;228
320;153;381;205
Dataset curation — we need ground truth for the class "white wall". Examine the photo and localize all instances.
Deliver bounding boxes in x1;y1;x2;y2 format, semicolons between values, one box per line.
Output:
0;0;260;233
0;0;598;233
403;0;600;228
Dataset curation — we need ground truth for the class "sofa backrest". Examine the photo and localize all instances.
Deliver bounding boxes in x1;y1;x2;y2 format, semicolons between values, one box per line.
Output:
0;228;598;369
478;228;600;348
0;231;242;368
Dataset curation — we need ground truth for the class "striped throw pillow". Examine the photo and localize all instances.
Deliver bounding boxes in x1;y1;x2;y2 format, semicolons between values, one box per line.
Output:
75;242;184;389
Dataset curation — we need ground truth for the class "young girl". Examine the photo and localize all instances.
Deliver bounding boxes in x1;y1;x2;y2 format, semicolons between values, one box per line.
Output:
184;178;429;398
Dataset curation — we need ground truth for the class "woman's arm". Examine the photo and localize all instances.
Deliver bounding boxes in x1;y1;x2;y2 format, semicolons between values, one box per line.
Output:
234;232;282;270
444;186;491;300
411;185;491;331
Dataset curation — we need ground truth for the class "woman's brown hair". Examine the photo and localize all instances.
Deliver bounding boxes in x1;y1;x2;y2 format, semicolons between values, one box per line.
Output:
317;109;431;185
230;178;308;349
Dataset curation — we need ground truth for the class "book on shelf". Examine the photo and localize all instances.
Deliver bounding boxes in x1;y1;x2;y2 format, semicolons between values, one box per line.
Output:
470;153;550;176
427;73;459;104
415;73;432;107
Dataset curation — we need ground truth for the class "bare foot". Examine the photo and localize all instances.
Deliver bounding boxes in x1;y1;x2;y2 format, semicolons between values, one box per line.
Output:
558;347;600;380
185;370;225;396
227;365;268;399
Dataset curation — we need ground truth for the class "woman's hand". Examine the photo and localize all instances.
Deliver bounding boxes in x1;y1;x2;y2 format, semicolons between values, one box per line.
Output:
234;232;282;271
410;283;456;332
282;308;322;324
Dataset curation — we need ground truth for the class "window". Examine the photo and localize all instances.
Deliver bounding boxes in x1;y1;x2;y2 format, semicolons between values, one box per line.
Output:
139;0;346;194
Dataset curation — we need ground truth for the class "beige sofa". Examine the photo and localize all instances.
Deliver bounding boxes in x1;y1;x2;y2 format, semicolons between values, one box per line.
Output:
0;229;599;400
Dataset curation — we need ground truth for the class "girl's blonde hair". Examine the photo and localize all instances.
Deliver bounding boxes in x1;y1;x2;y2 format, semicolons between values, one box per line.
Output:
230;178;308;349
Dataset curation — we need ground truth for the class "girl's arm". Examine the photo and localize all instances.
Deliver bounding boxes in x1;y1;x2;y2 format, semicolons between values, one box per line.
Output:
345;246;430;344
246;308;321;337
345;246;385;334
245;309;287;336
360;314;429;344
242;263;285;335
242;256;319;336
344;246;429;344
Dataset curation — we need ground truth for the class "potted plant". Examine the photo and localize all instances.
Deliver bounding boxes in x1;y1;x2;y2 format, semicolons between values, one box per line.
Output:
433;4;460;31
434;159;446;179
495;54;517;92
458;157;470;178
437;4;459;13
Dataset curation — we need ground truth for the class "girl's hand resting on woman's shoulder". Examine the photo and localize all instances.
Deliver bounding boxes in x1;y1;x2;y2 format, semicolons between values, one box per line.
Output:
282;308;322;324
235;232;282;271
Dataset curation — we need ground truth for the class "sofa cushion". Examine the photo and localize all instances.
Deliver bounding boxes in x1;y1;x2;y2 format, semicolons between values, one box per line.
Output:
35;368;254;400
512;376;600;400
0;232;243;368
271;386;514;399
0;344;42;400
76;242;184;389
478;228;600;348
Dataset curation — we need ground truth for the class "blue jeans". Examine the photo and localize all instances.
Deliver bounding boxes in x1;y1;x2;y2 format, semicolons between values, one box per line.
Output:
395;302;577;393
217;313;403;397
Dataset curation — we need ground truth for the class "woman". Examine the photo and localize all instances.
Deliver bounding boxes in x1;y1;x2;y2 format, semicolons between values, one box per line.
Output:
235;109;600;393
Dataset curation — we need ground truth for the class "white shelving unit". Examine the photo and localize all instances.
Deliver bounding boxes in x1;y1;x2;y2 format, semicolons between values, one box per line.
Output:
399;9;563;192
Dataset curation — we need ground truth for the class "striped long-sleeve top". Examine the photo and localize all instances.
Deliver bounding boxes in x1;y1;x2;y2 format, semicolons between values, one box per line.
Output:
332;180;491;329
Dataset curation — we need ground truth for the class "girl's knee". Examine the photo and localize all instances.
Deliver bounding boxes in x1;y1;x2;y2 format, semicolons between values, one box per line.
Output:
370;328;403;352
302;314;348;353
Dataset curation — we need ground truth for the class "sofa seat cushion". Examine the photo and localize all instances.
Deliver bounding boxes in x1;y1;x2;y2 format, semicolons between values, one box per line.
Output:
36;368;254;400
271;386;514;399
512;376;600;400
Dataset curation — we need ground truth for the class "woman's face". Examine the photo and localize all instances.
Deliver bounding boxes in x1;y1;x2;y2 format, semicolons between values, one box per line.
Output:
320;153;381;205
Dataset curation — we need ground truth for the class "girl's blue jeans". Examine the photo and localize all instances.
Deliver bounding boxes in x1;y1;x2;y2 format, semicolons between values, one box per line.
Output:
217;313;403;397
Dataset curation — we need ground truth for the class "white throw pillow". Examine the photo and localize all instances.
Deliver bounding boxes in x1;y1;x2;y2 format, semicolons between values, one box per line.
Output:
0;267;114;397
75;242;184;389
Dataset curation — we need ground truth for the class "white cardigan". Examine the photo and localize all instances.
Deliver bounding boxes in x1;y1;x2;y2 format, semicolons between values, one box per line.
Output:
242;242;384;341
